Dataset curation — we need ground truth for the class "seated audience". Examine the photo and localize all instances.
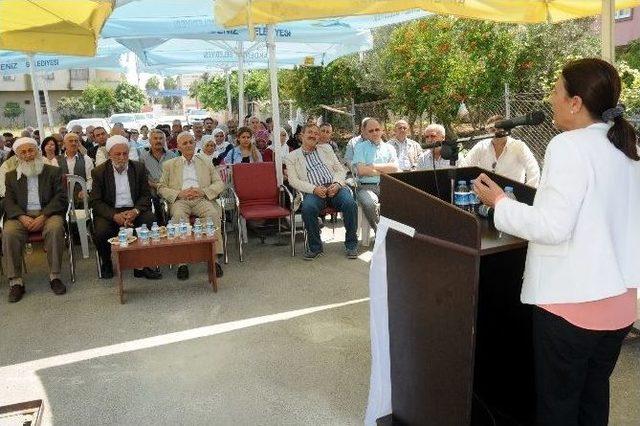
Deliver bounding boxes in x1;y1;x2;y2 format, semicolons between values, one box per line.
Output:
203;117;218;135
318;123;340;155
58;132;94;203
344;117;370;171
388;119;421;171
167;119;182;150
223;127;262;164
286;124;358;260
90;126;109;164
352;118;400;230
255;130;273;162
212;129;232;165
3;137;68;302
192;122;205;150
158;132;225;280
41;136;60;166
197;135;217;164
416;124;457;170
460;115;540;187
90;136;162;280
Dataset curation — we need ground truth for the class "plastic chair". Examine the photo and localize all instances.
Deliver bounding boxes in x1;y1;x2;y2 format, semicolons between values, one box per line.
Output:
229;162;295;261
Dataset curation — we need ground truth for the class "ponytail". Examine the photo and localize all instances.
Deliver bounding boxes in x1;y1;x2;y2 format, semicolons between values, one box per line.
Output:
607;116;639;161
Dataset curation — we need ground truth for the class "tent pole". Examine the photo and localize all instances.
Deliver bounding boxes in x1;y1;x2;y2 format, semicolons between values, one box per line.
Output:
237;41;245;123
225;67;233;120
27;54;45;139
40;73;56;134
267;25;283;185
601;0;615;63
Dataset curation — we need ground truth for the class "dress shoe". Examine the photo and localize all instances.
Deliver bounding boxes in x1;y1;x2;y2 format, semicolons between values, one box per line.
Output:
8;285;25;303
50;279;67;295
215;263;223;278
177;265;189;280
101;262;114;279
134;267;162;280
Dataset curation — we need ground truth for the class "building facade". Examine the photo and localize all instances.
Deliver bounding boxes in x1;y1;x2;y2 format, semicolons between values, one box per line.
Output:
615;7;640;47
0;69;122;128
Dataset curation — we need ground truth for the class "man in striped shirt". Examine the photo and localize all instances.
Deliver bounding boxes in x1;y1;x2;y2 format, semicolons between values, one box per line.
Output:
286;124;359;260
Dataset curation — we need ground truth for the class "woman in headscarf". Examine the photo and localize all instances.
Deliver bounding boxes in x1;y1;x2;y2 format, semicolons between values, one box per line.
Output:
212;128;233;166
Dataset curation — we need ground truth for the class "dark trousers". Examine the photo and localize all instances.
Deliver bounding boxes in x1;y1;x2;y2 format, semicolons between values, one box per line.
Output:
532;306;632;426
94;209;156;266
302;187;358;253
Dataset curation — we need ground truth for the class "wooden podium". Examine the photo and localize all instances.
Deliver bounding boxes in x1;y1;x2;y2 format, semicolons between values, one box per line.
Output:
377;167;536;426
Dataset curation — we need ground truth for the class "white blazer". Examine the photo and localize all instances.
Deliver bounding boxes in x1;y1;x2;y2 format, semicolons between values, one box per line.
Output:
494;123;640;304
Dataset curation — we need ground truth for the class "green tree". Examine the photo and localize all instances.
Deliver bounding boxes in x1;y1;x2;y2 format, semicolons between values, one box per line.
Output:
190;73;236;111
56;97;87;122
145;75;160;91
162;76;181;109
618;39;640;72
3;101;25;124
80;84;117;116
114;81;147;113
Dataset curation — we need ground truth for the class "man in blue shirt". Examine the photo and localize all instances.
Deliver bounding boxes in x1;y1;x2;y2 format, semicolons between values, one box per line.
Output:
351;118;399;230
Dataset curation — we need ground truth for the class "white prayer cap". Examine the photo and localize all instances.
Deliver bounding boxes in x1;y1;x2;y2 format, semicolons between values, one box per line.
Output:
12;137;38;153
105;135;129;152
201;134;215;146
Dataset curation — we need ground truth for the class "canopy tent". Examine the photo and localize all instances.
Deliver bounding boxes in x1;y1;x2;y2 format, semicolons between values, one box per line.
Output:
103;0;428;41
0;0;115;138
215;0;640;26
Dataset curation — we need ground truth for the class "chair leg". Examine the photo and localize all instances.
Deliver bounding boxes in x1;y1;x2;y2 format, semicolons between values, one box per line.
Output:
332;213;337;238
290;212;296;257
222;212;228;265
76;217;90;259
95;248;102;279
237;213;244;262
68;231;76;283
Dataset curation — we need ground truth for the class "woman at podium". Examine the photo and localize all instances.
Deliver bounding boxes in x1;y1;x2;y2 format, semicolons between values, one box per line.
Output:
474;58;639;426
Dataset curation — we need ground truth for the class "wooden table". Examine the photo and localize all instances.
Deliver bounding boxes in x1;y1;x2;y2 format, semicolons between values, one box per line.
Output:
111;235;218;304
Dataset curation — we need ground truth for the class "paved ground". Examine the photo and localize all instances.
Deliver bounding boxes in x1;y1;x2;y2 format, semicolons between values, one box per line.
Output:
0;227;637;425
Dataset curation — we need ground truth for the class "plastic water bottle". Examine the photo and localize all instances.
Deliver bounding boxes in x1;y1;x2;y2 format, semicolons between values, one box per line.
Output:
139;225;150;244
118;227;128;247
206;216;215;237
193;218;202;237
179;218;188;238
25;243;33;255
454;180;470;212
167;220;175;239
150;221;160;241
504;186;517;201
469;189;481;214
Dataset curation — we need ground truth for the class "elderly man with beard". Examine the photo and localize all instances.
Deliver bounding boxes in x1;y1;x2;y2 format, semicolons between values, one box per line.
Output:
158;132;224;280
90;136;162;280
3;137;68;302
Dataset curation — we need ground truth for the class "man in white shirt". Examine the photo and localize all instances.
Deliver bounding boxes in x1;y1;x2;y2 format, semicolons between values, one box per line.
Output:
57;132;94;203
460;115;540;187
158;132;225;280
388;120;422;171
416;124;461;170
192;121;205;151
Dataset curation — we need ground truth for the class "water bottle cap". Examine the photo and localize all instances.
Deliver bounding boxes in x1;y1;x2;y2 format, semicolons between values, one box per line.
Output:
458;180;466;185
504;186;514;192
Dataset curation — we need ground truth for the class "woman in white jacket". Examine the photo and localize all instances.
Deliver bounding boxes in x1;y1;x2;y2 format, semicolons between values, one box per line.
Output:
474;58;639;425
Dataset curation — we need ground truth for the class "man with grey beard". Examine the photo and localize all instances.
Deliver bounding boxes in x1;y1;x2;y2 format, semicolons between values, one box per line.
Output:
3;137;68;303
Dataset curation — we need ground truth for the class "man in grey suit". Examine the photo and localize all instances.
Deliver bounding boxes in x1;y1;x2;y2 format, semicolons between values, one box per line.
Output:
3;137;68;303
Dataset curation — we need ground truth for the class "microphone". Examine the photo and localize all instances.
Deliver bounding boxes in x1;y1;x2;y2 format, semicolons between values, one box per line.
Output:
494;111;545;130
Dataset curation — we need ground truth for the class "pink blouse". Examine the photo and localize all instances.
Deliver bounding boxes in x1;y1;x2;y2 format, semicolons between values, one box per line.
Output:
540;289;638;331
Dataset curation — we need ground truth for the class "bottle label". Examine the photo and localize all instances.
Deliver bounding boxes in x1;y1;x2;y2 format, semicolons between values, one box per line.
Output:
454;191;468;206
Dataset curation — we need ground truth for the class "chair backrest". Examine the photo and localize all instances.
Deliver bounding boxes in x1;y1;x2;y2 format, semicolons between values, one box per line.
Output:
65;174;89;216
232;163;279;207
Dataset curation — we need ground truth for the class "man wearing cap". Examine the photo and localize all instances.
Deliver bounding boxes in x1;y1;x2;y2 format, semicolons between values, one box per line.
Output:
3;137;68;302
158;132;224;280
90;135;162;280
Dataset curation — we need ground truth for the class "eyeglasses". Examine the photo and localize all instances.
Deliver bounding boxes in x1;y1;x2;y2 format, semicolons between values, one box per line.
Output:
367;128;382;133
425;134;440;138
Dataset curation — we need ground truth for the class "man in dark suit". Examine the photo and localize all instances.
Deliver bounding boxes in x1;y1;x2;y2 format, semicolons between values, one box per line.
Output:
87;126;108;162
90;135;162;280
3;137;68;303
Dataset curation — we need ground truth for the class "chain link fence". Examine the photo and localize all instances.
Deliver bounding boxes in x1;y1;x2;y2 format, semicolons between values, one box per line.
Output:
319;89;557;167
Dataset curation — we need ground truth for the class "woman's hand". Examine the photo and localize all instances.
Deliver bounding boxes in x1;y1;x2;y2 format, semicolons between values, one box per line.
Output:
472;173;505;208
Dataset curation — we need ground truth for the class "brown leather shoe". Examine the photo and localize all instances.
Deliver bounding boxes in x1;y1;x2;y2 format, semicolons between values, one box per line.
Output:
8;285;25;303
50;279;67;295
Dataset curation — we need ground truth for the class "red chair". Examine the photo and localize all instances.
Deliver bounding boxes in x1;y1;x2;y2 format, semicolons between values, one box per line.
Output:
230;162;295;261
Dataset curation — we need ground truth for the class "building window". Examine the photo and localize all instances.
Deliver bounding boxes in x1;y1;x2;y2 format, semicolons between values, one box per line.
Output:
70;68;89;81
44;72;55;80
2;75;15;81
615;8;632;20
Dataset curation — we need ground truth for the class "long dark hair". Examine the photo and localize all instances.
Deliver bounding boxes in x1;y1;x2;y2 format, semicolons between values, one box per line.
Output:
41;136;60;157
561;58;638;161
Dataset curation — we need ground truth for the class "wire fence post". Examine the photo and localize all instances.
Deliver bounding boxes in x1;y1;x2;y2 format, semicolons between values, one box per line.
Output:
504;83;511;119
